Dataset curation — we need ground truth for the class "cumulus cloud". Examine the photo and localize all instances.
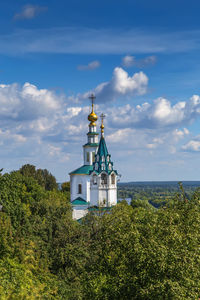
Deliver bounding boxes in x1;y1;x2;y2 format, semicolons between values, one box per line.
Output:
181;133;200;152
0;77;200;181
122;55;157;68
77;60;100;71
106;95;200;129
14;5;47;20
77;67;148;103
0;82;62;122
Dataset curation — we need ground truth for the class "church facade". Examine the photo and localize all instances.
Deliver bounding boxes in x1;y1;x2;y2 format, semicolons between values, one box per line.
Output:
69;94;118;209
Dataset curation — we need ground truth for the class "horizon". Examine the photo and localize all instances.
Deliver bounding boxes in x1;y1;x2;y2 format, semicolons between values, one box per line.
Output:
1;1;200;181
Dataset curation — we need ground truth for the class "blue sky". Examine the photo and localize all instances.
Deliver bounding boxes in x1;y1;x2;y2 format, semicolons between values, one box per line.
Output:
1;1;200;181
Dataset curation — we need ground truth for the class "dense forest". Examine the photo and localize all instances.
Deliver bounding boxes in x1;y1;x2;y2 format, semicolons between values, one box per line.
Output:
1;165;200;299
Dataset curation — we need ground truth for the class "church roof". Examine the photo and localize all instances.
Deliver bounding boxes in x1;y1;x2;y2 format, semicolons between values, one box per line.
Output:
91;135;118;175
71;197;88;205
98;136;109;158
83;142;99;147
69;165;93;175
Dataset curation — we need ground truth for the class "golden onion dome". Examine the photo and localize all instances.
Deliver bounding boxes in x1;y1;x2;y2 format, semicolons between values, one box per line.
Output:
100;113;105;135
100;123;104;131
88;106;98;126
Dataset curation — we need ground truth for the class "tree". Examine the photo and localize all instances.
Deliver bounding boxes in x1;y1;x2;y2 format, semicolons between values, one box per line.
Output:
19;164;58;191
81;200;200;299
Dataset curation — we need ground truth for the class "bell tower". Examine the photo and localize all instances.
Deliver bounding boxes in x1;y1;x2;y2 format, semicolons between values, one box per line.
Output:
83;94;99;165
69;94;99;206
90;114;118;207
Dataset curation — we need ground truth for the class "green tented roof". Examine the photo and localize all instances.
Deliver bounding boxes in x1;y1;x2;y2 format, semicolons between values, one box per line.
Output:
71;197;89;205
90;136;118;175
69;165;93;175
98;136;108;157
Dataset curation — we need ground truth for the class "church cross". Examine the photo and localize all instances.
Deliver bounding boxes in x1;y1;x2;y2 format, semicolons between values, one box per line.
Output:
100;113;105;123
89;93;96;110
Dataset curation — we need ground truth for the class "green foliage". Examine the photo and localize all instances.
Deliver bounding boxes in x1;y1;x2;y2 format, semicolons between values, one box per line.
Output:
1;169;200;299
0;256;59;299
81;199;200;299
131;198;155;210
61;181;70;201
19;164;58;191
61;181;70;192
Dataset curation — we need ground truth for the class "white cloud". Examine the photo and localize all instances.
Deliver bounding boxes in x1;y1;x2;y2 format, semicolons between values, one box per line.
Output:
0;77;200;181
146;143;157;149
173;128;189;141
152;98;186;125
0;82;62;122
106;95;200;129
182;140;200;152
122;55;157;68
80;67;148;103
107;128;133;143
140;55;157;67
14;5;47;20
122;55;136;67
77;60;100;71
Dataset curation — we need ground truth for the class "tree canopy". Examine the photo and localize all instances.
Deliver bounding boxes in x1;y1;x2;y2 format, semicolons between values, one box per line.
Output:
0;168;200;299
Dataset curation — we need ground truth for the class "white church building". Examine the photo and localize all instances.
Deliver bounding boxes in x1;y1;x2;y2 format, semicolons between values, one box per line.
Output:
69;94;118;219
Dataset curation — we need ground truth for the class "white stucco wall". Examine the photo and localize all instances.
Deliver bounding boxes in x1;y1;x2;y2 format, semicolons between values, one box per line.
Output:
83;146;98;165
72;208;88;220
90;186;99;206
70;174;91;202
90;173;117;207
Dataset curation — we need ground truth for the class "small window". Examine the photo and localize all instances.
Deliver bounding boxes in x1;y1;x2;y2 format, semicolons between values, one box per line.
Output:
107;155;110;162
92;152;95;162
101;163;105;170
86;152;90;162
93;175;97;185
102;156;105;162
95;163;98;170
78;184;82;194
111;174;115;185
101;173;107;185
109;163;112;171
97;155;99;162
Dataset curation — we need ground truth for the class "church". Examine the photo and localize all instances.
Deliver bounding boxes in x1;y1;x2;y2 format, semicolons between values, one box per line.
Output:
69;94;118;218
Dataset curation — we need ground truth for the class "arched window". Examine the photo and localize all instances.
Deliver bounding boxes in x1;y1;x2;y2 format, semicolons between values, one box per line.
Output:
101;173;107;185
93;174;97;185
92;152;95;162
107;155;110;162
111;174;115;185
86;152;90;162
78;184;82;194
102;155;105;162
95;163;98;171
101;163;105;171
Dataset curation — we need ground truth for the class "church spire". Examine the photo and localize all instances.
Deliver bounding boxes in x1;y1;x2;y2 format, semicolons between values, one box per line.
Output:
100;113;105;137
